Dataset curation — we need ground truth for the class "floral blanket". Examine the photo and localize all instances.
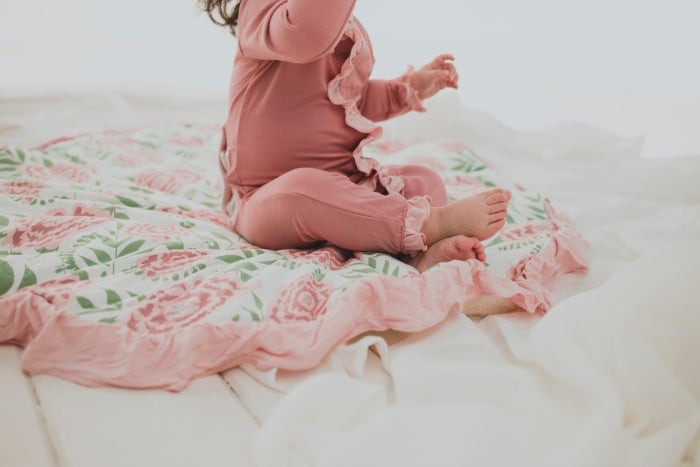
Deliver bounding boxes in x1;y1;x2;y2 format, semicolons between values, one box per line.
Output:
0;126;588;390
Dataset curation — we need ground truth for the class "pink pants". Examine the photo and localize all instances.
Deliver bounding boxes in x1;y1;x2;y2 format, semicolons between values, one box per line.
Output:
233;165;448;255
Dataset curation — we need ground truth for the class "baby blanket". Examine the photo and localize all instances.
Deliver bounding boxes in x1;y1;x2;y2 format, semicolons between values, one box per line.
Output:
0;126;587;390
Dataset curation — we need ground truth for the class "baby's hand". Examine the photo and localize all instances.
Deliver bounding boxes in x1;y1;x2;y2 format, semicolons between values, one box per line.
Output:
409;54;459;100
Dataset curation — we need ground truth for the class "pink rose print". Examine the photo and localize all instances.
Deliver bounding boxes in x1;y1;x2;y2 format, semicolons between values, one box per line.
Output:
20;163;95;183
0;180;46;196
158;207;231;228
443;175;485;191
134;168;201;195
280;247;352;271
2;275;84;312
137;250;209;278
372;139;405;154
270;276;332;323
126;276;243;333
115;149;162;167
49;162;96;183
27;276;83;306
439;140;469;153
168;134;205;147
46;203;112;218
123;223;190;240
499;220;560;241
21;164;51;180
95;132;137;148
2;216;111;250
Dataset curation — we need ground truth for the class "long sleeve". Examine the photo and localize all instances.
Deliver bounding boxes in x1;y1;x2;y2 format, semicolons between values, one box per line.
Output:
358;75;426;123
237;0;356;63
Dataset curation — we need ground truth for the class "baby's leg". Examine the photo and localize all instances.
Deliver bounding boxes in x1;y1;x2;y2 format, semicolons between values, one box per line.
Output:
383;164;449;207
421;189;512;244
233;167;429;254
407;236;486;272
384;163;510;253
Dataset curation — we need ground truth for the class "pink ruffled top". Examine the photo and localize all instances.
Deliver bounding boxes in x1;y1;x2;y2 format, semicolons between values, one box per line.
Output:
219;0;425;212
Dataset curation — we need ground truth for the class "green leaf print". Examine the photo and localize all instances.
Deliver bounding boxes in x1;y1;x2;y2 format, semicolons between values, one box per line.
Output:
165;240;185;250
89;248;112;264
115;195;143;208
0;260;14;295
0;215;9;227
382;260;390;275
105;289;121;305
118;240;146;258
79;256;98;267
217;254;243;264
252;292;263;310
18;266;37;289
76;296;96;309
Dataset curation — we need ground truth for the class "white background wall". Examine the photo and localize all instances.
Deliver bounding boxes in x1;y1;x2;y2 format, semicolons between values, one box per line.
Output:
1;0;699;156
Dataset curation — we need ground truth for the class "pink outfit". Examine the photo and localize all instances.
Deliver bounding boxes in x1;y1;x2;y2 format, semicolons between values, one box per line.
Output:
219;0;445;254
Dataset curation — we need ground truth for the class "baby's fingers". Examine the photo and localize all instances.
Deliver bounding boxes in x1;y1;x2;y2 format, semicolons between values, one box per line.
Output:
443;61;459;88
432;54;456;66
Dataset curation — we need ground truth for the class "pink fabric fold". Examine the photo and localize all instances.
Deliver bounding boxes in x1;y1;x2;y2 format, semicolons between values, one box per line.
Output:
402;196;430;255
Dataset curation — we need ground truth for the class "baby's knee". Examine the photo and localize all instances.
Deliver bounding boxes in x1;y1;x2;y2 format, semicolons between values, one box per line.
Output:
403;165;448;206
270;167;341;197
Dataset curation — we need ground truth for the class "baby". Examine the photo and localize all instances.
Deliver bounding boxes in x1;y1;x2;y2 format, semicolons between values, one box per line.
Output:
201;0;511;272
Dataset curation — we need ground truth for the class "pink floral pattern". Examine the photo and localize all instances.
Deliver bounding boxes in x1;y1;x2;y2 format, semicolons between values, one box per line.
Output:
95;133;137;147
21;164;51;180
270;276;333;323
168;134;205;147
21;162;96;183
499;220;561;241
443;174;485;192
51;162;96;183
281;247;353;271
2;216;111;250
46;203;112;218
126;276;243;333
25;276;83;306
134;168;201;195
115;149;162;167
439;140;469;152
0;180;46;196
0;125;588;390
137;250;209;278
158;207;232;228
123;223;190;240
371;139;405;154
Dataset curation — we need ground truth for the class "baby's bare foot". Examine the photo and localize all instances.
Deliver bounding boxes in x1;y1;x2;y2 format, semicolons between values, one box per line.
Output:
423;189;511;243
408;235;485;272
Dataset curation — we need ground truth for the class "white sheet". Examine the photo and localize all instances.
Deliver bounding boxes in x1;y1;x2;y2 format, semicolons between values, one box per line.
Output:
1;86;698;467
239;97;700;466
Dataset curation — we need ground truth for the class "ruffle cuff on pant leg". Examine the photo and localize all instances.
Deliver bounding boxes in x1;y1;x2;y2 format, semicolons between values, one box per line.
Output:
402;196;431;256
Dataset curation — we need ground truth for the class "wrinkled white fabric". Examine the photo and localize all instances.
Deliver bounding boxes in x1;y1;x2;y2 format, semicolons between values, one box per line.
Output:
244;95;700;467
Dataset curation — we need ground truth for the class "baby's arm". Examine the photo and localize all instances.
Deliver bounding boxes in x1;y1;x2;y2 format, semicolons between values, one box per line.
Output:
237;0;356;63
358;55;459;122
358;76;426;123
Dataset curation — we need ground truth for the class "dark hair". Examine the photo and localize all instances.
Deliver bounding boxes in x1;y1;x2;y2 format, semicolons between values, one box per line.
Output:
199;0;241;36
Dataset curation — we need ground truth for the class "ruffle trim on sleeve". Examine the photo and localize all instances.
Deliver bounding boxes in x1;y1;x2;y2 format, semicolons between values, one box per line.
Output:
402;196;431;255
327;18;405;195
398;66;427;113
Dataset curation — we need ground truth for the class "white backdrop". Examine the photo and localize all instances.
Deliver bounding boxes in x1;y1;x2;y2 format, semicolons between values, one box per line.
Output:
1;0;699;157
